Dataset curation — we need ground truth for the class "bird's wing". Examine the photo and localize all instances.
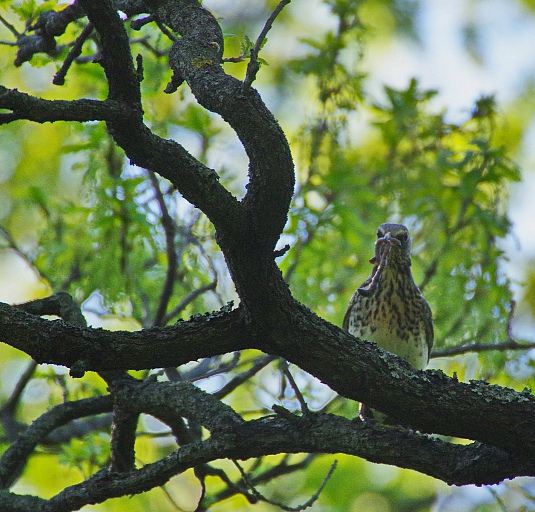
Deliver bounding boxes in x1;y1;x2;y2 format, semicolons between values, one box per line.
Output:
343;271;375;331
342;290;360;331
420;295;434;357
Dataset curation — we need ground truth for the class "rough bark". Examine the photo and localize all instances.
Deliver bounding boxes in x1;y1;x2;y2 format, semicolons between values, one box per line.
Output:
0;0;533;510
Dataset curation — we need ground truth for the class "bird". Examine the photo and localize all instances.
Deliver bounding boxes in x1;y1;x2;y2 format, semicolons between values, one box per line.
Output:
343;223;434;422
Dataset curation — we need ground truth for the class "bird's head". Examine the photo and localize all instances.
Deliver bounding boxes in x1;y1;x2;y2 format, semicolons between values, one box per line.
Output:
358;223;414;296
376;223;412;254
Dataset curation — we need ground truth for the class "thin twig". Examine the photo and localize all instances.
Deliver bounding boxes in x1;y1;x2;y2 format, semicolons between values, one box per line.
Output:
222;55;246;63
137;37;167;58
162;280;217;325
0;14;20;38
0;361;38;418
207;455;318;507
160;483;187;511
418;255;439;292
506;300;516;341
154;18;179;42
279;359;309;414
147;170;178;327
487;486;508;512
431;301;532;358
130;14;177;43
53;22;94;85
243;0;291;91
182;353;240;383
0;224;50;282
130;15;154;31
214;355;276;399
431;339;535;358
233;458;337;511
198;464;258;509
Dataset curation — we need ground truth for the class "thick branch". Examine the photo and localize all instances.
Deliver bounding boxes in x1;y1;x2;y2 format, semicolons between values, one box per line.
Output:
109;404;139;473
231;414;535;486
76;0;244;237
0;87;131;125
2;299;535;462
111;379;244;433
2;413;533;511
0;302;250;373
146;0;295;249
15;291;87;326
273;304;535;460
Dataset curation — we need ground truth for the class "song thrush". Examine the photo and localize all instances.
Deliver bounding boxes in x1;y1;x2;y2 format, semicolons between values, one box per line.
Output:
343;223;434;421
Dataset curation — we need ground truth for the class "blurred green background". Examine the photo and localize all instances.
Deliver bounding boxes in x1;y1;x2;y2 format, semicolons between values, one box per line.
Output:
2;0;535;510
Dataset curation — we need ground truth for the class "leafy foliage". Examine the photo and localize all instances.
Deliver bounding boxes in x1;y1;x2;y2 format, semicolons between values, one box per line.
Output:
284;30;519;383
0;0;534;511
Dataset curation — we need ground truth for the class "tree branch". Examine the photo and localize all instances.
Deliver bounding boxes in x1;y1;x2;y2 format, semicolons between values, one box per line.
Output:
0;395;113;489
432;339;535;358
2;298;535;461
146;170;179;327
161;280;218;325
13;3;84;66
243;0;292;91
0;301;250;373
0;87;132;125
206;454;317;508
15;291;87;326
53;22;94;86
2;412;533;511
146;0;295;249
76;0;244;238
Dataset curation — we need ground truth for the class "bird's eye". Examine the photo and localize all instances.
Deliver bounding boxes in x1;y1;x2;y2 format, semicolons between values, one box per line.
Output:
396;232;408;242
376;229;382;238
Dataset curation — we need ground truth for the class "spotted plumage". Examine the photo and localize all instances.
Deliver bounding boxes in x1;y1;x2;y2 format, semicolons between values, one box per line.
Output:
343;223;433;420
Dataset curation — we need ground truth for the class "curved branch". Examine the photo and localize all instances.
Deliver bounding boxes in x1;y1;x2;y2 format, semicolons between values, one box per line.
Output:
114;380;244;437
0;395;113;489
2;299;535;462
3;413;533;511
77;0;244;237
15;291;87;326
146;0;295;249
